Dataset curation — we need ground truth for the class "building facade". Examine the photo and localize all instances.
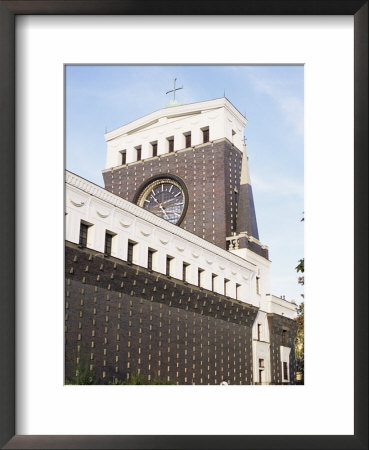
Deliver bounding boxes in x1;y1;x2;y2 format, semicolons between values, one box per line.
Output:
65;98;298;385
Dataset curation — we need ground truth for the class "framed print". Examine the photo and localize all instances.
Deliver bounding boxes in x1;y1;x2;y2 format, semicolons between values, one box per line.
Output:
0;1;367;449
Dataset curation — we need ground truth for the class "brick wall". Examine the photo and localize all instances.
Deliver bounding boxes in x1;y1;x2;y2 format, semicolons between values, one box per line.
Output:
268;314;298;384
102;139;243;249
65;242;259;385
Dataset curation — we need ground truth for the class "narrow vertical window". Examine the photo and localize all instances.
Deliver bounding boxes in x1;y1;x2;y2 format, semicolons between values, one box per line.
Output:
257;324;262;341
198;268;204;287
202;127;209;143
224;279;230;296
167;137;174;153
283;361;288;381
183;262;189;282
104;232;113;256
258;359;265;384
120;150;127;165
211;274;216;292
151;142;158;157
127;241;135;264
236;283;241;300
184;132;191;148
79;222;89;248
136;146;142;161
166;256;173;277
148;249;155;271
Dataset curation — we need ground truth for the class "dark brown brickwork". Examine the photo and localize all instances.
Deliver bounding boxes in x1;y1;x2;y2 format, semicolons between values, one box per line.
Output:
268;313;298;384
102;139;244;250
65;242;259;385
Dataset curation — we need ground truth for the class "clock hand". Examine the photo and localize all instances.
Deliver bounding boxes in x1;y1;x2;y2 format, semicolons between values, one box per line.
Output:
161;198;183;206
159;204;169;220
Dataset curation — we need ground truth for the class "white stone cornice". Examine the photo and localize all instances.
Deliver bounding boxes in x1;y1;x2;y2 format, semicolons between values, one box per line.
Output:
104;98;246;142
66;170;256;272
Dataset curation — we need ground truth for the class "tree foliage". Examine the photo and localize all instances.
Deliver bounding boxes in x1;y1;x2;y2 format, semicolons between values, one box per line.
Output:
294;213;304;383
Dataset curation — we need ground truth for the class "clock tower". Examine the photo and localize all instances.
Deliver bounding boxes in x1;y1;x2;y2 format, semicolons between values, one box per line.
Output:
102;97;268;259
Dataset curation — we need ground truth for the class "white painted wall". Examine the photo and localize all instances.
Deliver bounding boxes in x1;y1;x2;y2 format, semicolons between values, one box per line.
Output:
231;247;296;318
280;346;292;382
66;171;257;306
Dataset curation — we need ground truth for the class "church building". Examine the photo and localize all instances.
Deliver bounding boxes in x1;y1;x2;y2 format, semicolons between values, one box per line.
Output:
65;96;297;385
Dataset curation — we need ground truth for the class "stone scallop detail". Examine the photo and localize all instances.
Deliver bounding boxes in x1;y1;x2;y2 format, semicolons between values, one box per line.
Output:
66;171;256;273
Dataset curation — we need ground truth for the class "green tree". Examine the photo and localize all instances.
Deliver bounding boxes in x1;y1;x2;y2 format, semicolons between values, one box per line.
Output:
294;213;304;383
295;301;304;383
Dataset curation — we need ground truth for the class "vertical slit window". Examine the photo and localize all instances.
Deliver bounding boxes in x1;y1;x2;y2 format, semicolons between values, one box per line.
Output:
224;279;230;296
127;241;135;264
120;150;126;165
257;324;262;341
79;222;89;248
167;137;174;153
283;361;288;381
183;262;189;282
152;142;157;157
104;232;113;256
256;276;260;295
136;146;142;161
198;268;204;287
184;132;191;148
202;127;209;143
236;283;241;300
166;256;173;277
148;249;155;270
211;274;216;292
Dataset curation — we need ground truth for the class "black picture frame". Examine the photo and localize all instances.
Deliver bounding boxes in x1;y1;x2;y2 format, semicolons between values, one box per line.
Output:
0;1;367;449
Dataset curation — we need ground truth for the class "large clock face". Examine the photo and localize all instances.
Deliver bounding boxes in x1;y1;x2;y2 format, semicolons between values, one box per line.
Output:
136;177;187;225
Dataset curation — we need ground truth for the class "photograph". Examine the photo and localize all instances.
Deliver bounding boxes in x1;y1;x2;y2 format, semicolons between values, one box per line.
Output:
65;65;304;385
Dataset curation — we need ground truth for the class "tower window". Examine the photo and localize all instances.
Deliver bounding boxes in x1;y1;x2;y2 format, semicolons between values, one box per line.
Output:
135;146;142;161
202;127;209;143
184;132;191;148
283;361;288;381
120;150;127;165
104;231;113;256
167;137;174;153
151;142;158;157
256;276;260;295
127;241;136;264
79;222;89;248
183;262;189;282
166;256;173;277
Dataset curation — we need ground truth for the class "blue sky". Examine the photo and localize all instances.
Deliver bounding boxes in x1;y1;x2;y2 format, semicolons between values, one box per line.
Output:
66;65;304;302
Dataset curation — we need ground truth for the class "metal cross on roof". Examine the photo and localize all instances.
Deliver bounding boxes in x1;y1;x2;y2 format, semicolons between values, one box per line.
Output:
166;78;183;101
